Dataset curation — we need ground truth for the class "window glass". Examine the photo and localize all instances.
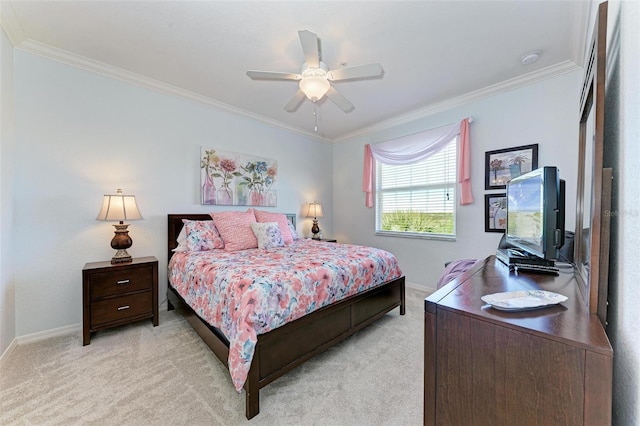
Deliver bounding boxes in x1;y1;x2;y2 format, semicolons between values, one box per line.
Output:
375;137;456;239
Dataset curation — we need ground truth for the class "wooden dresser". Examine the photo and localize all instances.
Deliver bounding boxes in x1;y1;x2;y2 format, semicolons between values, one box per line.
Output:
82;256;158;345
424;256;612;425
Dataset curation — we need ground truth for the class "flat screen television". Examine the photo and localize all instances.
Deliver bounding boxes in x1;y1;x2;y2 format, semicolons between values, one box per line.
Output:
506;166;565;261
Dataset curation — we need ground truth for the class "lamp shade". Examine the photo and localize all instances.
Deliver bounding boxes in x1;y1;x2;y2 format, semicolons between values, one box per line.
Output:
96;189;143;222
299;77;330;101
306;202;323;219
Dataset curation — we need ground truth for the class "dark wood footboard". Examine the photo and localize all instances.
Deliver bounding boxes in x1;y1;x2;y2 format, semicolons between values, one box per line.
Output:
168;276;405;419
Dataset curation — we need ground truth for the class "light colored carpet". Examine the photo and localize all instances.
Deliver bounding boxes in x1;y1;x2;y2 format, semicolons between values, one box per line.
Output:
0;287;427;425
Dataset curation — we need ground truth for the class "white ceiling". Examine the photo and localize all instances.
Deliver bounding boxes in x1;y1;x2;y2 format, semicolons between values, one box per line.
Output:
1;1;590;141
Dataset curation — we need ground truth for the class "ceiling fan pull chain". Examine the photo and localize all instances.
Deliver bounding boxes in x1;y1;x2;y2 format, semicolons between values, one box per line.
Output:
314;103;319;132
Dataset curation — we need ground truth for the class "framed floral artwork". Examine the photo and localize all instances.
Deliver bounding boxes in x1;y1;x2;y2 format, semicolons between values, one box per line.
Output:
484;144;538;189
201;147;277;206
485;193;507;233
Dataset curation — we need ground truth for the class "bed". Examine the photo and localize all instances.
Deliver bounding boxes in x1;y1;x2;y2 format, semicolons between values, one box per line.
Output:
166;213;405;419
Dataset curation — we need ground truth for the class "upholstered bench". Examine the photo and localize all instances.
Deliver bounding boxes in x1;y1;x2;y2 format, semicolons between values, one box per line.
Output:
436;258;478;289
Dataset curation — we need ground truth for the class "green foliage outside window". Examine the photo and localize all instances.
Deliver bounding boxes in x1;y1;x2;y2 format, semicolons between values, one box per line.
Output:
381;210;454;235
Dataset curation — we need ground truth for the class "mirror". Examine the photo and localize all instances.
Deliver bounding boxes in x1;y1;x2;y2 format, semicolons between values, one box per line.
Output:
575;1;610;325
577;96;594;282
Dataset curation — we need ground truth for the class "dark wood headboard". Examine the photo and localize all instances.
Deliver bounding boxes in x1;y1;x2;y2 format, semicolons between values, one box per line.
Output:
167;213;296;262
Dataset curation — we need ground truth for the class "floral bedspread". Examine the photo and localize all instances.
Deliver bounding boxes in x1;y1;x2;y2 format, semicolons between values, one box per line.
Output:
168;239;403;392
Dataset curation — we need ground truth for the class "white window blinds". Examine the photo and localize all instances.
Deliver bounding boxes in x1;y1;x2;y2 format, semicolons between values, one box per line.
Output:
376;137;457;237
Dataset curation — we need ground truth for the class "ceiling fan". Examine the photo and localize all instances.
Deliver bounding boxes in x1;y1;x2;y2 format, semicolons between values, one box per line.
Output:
246;30;384;113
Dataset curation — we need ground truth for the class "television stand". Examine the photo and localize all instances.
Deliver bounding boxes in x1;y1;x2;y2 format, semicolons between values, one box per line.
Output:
496;247;555;267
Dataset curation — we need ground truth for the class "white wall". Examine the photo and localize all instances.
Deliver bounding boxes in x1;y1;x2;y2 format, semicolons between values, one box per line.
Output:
602;1;640;424
0;26;16;356
12;51;334;336
333;71;581;289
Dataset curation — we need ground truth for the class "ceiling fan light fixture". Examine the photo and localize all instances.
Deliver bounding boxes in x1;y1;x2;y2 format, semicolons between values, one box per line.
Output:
299;76;330;101
247;31;381;113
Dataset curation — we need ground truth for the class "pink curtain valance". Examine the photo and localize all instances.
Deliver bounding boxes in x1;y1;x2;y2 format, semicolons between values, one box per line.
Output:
362;118;473;207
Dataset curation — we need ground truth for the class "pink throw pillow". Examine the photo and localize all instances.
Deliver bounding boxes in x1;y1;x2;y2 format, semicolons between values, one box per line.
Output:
210;210;258;251
252;210;294;244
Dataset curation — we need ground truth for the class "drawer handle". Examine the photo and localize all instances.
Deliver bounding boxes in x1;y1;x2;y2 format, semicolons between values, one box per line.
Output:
116;280;130;285
117;305;130;311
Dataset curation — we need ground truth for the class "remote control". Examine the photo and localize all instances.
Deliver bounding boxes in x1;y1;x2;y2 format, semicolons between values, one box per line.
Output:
509;263;559;275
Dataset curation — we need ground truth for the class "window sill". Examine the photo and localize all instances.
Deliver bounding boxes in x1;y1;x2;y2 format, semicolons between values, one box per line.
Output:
375;231;456;242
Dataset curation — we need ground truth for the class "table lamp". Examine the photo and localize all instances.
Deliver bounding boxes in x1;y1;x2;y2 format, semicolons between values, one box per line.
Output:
96;189;143;264
306;201;323;239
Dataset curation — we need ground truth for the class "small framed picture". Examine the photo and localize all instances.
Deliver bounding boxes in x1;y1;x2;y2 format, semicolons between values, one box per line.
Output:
485;144;538;190
485;193;507;233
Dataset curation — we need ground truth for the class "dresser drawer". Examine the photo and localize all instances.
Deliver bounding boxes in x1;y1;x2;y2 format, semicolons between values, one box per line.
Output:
89;266;153;299
91;291;152;326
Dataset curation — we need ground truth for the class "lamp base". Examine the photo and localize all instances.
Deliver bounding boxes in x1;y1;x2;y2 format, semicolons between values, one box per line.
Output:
110;222;133;264
311;219;321;240
111;249;132;264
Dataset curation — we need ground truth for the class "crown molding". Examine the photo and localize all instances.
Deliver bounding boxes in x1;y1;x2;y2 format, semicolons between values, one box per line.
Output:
571;0;592;68
334;60;581;143
13;37;578;145
0;1;26;46
15;39;331;143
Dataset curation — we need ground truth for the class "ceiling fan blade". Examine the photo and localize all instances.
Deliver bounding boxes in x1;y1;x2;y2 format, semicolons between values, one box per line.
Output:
326;86;355;113
246;70;301;80
284;90;306;112
327;63;384;81
298;30;320;68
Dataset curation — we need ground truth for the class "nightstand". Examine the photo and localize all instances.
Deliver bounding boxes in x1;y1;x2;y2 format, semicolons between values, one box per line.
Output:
82;256;158;345
310;238;337;243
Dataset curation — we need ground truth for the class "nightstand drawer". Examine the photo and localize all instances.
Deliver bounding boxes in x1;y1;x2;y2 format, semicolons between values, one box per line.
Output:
83;256;159;345
90;266;153;299
91;291;152;326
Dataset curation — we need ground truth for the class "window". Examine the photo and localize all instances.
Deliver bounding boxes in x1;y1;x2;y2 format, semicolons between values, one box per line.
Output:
375;137;457;239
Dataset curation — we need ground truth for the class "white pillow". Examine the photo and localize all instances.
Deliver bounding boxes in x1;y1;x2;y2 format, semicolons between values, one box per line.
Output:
173;226;187;252
250;222;285;249
287;220;299;241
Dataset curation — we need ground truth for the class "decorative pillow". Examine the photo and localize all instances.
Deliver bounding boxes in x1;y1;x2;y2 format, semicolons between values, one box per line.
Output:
210;210;258;251
287;220;299;241
252;210;294;244
176;219;224;252
250;222;285;249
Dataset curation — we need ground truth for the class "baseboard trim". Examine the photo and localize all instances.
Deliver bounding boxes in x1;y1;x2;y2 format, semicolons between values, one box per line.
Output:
406;280;436;295
3;283;429;361
0;338;18;369
16;323;81;345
